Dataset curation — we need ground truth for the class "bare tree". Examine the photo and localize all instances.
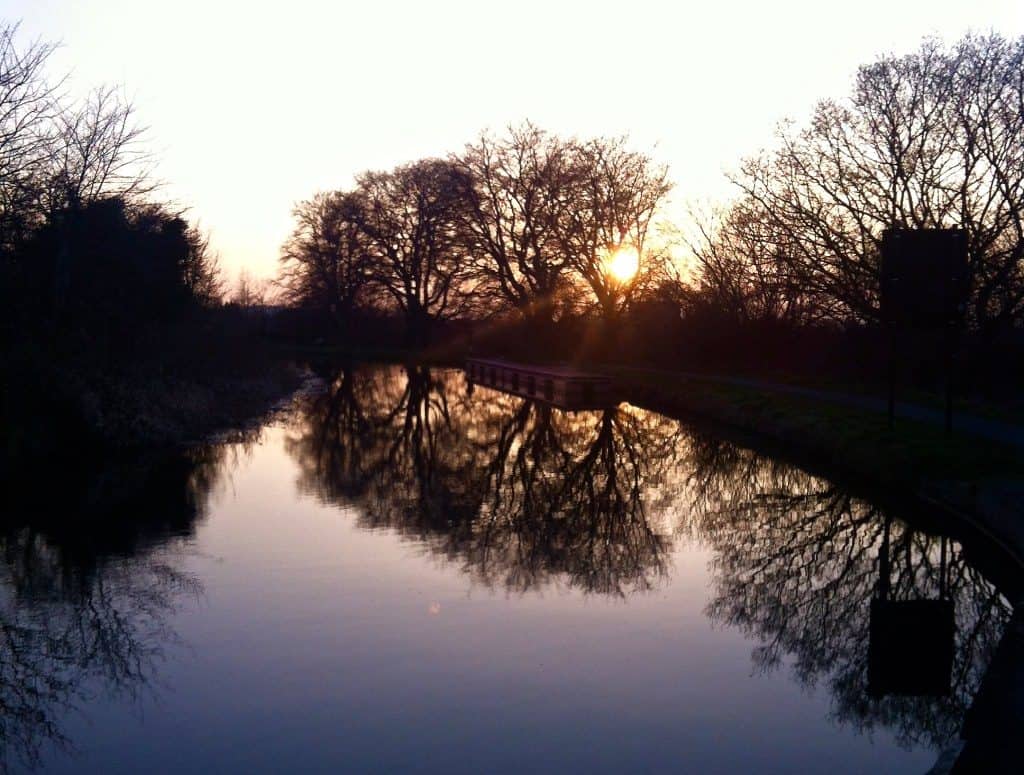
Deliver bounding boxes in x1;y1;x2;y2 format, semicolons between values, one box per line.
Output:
0;22;60;255
233;268;268;309
455;123;576;322
557;136;672;321
352;159;476;344
278;126;677;345
180;222;223;306
278;190;373;332
683;198;809;324
726;34;1024;331
44;85;155;214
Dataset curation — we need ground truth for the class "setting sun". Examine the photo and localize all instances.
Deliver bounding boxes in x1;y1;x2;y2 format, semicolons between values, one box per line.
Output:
604;245;640;283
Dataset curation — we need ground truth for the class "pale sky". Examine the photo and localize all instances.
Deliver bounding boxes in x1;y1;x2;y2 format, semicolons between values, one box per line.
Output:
5;0;1023;281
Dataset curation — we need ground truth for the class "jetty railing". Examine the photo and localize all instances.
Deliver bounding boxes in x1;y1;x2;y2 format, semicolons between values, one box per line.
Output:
465;358;615;410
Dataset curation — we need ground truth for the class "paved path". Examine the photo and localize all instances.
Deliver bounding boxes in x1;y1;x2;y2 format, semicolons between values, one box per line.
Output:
608;364;1024;451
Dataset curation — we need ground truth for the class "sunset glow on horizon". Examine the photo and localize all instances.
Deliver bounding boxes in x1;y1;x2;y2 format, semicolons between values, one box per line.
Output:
7;0;1024;282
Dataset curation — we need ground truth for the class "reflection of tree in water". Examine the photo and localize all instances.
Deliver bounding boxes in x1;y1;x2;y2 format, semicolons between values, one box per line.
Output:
0;441;236;772
688;435;1011;750
288;365;1014;752
287;365;686;595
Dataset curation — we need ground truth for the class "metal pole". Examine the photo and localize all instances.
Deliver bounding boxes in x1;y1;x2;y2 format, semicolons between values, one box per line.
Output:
944;323;955;436
888;329;897;431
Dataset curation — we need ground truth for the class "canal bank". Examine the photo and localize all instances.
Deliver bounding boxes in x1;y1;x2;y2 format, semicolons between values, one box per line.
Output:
605;366;1024;567
3;344;306;461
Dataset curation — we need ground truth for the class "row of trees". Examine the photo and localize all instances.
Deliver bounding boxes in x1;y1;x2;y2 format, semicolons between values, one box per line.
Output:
686;33;1024;335
280;33;1024;357
278;124;673;344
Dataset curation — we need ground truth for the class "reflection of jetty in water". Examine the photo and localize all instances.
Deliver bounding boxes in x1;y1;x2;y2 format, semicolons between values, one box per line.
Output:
286;364;1018;759
465;357;615;410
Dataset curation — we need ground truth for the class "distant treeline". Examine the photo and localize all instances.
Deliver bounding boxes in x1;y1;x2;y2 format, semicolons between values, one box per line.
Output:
279;33;1024;383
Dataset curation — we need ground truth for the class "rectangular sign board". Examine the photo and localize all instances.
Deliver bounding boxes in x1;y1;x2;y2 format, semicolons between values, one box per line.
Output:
880;228;968;329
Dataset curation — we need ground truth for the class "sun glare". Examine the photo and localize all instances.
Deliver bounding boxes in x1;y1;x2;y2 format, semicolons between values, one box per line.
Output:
604;245;640;284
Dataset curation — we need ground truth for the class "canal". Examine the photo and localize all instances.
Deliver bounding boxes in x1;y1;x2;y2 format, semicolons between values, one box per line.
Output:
1;364;1015;773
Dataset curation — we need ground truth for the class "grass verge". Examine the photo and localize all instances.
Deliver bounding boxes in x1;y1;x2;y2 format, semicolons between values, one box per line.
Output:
610;369;1022;488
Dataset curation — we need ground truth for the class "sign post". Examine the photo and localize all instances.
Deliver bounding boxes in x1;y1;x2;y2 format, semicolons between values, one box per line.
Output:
880;228;968;435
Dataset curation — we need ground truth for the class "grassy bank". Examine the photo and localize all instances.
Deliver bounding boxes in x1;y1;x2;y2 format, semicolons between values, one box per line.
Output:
611;370;1020;482
3;324;304;459
694;369;1024;427
608;367;1024;562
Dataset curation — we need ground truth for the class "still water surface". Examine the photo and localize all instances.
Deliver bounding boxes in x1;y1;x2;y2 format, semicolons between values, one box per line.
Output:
2;365;1012;773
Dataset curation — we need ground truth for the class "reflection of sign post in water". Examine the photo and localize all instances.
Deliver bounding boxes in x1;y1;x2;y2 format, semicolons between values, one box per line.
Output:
880;228;969;434
868;518;955;697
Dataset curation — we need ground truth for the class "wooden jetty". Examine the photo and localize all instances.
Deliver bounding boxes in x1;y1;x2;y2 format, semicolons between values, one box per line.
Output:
465;357;616;410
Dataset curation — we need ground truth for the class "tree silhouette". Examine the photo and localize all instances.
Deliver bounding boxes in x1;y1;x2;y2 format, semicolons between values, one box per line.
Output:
713;34;1024;333
455;124;577;324
351;160;478;345
558;136;672;323
0;23;59;259
278;125;676;344
278;191;374;334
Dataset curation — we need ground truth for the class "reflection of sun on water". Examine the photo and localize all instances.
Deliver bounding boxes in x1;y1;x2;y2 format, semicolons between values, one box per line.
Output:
604;245;640;283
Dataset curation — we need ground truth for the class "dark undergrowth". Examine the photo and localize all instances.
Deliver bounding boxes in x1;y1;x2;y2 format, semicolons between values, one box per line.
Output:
2;308;302;461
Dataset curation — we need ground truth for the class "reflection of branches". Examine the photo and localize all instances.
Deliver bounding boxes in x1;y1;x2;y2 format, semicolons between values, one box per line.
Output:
690;440;1011;750
287;365;1015;751
286;365;686;596
0;551;198;770
477;407;675;596
0;445;223;772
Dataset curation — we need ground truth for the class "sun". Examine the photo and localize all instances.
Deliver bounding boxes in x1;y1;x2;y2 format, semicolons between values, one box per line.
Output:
604;245;640;284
